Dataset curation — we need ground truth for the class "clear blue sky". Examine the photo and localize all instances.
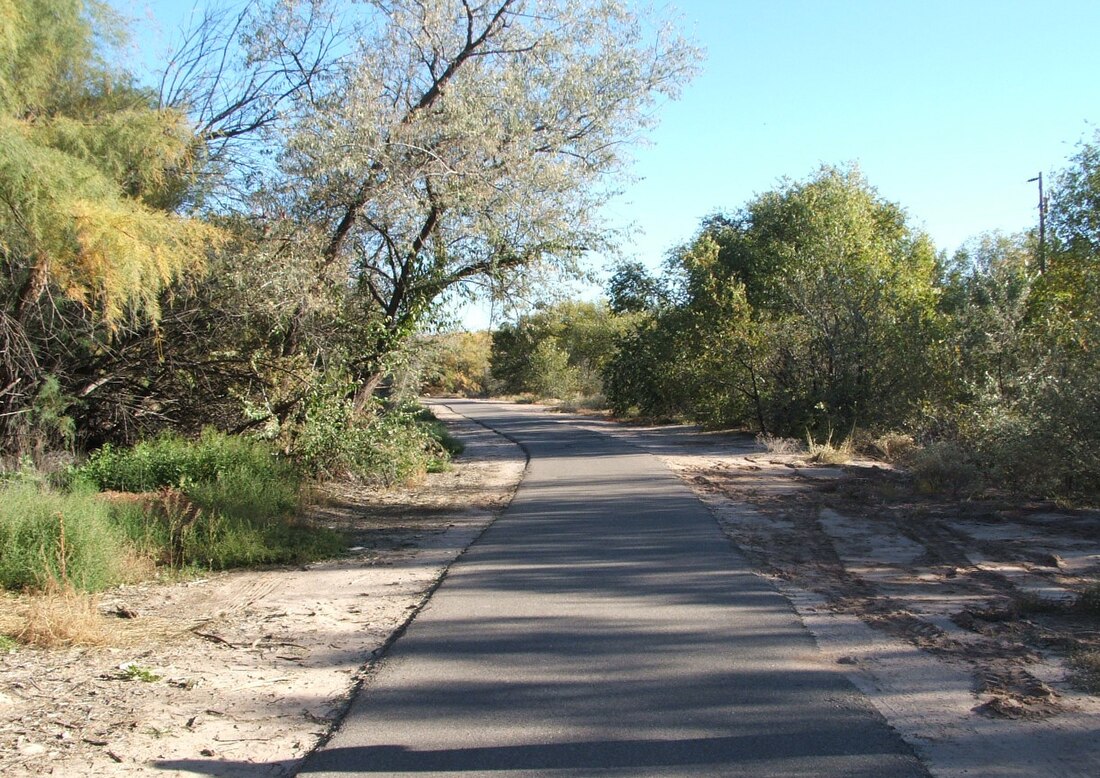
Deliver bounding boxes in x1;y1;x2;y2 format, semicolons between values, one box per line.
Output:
613;0;1099;273
117;1;1100;326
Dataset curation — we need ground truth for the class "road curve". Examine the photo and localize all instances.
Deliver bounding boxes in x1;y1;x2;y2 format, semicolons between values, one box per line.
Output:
300;400;927;777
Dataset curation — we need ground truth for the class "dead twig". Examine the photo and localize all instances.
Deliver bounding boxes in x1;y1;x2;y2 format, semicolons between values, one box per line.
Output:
190;630;237;647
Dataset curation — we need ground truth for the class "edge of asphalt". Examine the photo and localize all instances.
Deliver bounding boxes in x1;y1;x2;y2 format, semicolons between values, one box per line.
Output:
297;399;531;770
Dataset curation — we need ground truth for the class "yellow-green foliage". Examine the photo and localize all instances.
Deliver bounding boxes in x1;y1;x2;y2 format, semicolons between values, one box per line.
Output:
0;0;218;326
420;331;493;396
0;0;95;114
0;3;18;98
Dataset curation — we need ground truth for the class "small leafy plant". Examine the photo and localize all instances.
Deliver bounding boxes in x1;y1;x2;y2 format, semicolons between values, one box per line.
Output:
121;663;161;683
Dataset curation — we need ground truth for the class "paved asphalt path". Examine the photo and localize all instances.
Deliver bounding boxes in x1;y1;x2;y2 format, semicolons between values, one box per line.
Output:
301;400;927;777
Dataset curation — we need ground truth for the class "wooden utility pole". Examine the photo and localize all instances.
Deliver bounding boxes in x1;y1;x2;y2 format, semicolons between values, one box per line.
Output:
1028;173;1047;273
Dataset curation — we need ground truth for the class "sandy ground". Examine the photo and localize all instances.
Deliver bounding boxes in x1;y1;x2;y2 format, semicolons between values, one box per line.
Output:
3;400;1099;777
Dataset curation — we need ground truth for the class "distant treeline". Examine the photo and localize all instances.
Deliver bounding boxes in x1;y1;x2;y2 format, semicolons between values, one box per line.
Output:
487;157;1100;503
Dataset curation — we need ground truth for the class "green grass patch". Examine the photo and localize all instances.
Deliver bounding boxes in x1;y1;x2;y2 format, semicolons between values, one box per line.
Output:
73;428;343;569
121;664;161;683
77;428;298;493
172;509;345;570
0;480;139;591
416;407;464;473
2;430;345;594
0;409;463;596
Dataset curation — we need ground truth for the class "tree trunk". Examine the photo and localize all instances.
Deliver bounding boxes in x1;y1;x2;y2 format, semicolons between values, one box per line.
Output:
352;373;384;414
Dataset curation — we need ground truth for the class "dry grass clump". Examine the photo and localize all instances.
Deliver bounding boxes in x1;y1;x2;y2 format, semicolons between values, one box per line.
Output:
1070;650;1100;693
0;592;20;641
9;584;110;648
907;440;980;495
805;430;854;464
1077;583;1100;616
865;432;917;462
756;433;803;455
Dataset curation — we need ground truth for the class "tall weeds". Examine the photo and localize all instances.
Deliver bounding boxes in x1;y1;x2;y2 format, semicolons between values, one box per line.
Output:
77;430;342;570
0;429;345;595
0;480;138;591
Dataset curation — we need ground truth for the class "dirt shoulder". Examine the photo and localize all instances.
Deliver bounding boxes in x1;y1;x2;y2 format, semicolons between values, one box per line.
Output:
0;403;526;778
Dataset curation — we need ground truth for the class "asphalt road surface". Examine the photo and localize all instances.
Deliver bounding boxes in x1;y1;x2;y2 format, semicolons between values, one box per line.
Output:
301;400;927;777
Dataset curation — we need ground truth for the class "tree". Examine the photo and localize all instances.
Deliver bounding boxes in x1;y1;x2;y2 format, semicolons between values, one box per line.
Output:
970;131;1100;498
607;260;665;314
938;232;1037;401
1049;130;1100;257
490;299;625;399
14;0;696;448
0;0;217;450
271;0;699;401
742;166;941;430
605;166;943;434
156;0;344;207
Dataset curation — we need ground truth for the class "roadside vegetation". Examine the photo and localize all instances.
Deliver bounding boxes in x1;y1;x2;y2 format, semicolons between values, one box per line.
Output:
490;151;1100;507
0;0;695;647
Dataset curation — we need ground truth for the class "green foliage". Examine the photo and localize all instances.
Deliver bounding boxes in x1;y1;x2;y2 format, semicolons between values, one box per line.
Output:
283;380;453;485
121;664;161;683
736;166;941;433
67;430;344;573
915;135;1100;503
955;360;1100;500
0;432;346;590
171;507;343;571
491;300;628;401
0;479;132;591
906;441;980;496
529;338;580;399
603;155;1100;503
416;407;465;458
343;403;452;485
606;166;942;435
1050;130;1100;256
278;0;699;359
412;331;493;396
0;0;700;489
938;233;1038;401
79;429;296;495
603;311;689;419
607;260;665;314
